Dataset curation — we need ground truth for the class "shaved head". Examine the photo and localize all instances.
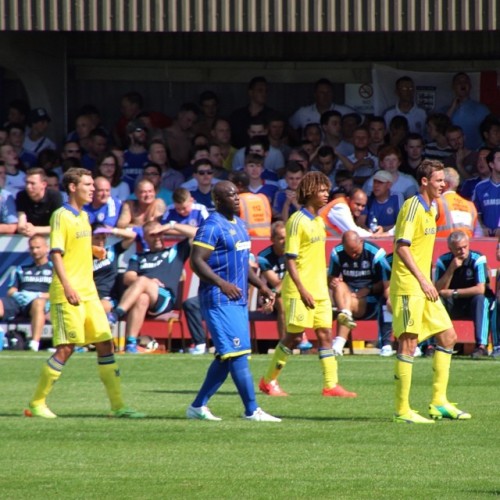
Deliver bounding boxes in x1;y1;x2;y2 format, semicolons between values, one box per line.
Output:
342;230;361;246
342;230;363;259
213;180;235;201
213;180;239;218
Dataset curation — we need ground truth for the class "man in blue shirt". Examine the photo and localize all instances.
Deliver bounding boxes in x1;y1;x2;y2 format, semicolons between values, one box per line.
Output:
188;181;280;422
444;72;491;150
473;147;500;236
84;177;122;227
189;159;216;212
359;170;403;232
122;120;149;190
459;148;491;200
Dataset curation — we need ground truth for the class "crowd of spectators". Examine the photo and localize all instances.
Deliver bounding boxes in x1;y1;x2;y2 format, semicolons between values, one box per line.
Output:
0;72;499;356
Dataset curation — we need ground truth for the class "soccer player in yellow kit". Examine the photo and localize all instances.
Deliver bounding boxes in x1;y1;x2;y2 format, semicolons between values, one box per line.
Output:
25;168;144;419
259;171;357;398
391;160;471;423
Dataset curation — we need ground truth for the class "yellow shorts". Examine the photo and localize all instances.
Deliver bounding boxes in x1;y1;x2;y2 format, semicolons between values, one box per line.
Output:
50;298;112;346
284;297;332;333
390;294;453;341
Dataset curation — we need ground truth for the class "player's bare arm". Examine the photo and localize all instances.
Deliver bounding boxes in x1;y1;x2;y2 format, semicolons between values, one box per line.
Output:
51;251;81;305
151;222;197;240
285;255;315;308
248;265;275;309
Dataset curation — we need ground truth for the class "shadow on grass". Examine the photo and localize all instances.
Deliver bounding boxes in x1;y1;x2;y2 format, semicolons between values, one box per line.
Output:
466;490;500;496
0;412;194;420
147;389;236;395
282;414;389;422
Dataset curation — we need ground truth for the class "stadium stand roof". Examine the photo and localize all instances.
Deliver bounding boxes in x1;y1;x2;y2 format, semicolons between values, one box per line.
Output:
1;0;498;33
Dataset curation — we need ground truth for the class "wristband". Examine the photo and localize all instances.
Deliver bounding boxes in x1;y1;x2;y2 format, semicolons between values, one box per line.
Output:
169;220;177;229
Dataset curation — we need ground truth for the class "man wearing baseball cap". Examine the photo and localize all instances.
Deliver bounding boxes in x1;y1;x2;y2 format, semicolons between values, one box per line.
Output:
23;108;56;156
358;169;403;233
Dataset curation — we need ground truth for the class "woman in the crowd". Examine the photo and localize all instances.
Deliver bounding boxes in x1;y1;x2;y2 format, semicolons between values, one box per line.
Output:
95;152;130;201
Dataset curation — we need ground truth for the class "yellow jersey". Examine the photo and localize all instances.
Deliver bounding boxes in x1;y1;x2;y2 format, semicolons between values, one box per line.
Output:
281;208;329;300
49;204;98;304
390;194;437;297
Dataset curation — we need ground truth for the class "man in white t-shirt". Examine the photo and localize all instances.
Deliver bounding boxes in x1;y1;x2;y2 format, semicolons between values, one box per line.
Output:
383;76;427;136
290;79;361;138
23;108;56;156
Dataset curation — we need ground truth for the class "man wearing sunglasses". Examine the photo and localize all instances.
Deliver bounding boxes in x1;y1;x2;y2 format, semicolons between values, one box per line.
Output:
189;159;218;212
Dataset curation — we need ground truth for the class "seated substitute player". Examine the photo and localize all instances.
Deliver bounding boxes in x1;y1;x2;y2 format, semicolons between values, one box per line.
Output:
435;230;492;359
390;159;471;424
328;230;393;357
25;168;144;419
257;221;313;352
0;235;52;352
91;223;137;321
187;181;280;422
260;172;357;398
112;220;197;353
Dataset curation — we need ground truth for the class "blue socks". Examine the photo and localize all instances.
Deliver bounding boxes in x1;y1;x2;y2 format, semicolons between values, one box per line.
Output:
192;355;258;416
229;355;258;416
192;357;229;408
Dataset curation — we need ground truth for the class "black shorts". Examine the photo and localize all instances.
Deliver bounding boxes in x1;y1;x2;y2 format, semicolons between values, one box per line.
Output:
356;295;379;320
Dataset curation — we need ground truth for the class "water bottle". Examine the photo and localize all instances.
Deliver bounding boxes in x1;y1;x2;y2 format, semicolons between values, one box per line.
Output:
0;328;4;351
369;217;378;233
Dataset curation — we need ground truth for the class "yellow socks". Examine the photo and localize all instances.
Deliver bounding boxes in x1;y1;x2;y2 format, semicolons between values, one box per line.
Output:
431;346;453;406
98;354;124;411
31;356;64;408
319;348;338;389
395;354;414;416
264;342;292;382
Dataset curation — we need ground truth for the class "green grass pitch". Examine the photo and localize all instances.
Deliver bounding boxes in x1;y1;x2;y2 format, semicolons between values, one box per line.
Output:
1;352;498;499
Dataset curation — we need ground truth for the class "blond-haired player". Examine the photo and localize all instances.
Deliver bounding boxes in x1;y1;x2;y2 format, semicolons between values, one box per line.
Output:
25;168;144;419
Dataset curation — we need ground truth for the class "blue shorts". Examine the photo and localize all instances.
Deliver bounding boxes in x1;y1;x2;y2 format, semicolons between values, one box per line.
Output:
202;304;251;359
148;287;174;317
1;296;30;320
